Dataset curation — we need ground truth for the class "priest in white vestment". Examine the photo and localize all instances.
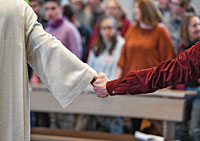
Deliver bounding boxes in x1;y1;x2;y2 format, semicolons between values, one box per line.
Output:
0;0;97;140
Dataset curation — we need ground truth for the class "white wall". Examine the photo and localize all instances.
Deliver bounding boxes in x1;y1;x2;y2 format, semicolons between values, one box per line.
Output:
116;0;134;21
192;0;200;15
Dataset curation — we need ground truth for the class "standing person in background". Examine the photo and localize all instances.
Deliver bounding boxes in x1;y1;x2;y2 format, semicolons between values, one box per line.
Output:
162;0;192;54
44;0;82;130
117;0;174;78
77;16;125;133
86;0;105;60
104;0;131;38
87;0;105;28
45;0;82;59
63;5;92;62
88;0;130;62
158;0;169;15
88;16;124;83
178;15;200;54
116;0;174;135
176;14;200;89
69;0;93;28
88;16;125;133
69;0;105;62
175;14;200;141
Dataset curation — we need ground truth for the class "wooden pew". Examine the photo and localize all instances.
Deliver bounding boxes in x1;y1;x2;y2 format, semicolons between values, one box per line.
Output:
31;128;136;141
30;84;196;139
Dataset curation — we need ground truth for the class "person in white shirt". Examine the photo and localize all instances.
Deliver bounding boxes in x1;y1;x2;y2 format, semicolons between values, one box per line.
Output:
88;15;125;80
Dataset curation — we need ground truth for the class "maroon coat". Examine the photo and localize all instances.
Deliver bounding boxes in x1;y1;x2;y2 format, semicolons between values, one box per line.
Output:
107;41;200;95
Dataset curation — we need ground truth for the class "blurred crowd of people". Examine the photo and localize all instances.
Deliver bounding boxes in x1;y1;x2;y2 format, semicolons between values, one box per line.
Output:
28;0;200;140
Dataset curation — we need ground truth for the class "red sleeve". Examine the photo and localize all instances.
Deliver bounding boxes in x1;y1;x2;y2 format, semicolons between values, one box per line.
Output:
178;41;185;55
107;41;200;96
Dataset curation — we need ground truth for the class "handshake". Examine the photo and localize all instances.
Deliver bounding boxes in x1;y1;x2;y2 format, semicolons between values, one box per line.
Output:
91;72;110;98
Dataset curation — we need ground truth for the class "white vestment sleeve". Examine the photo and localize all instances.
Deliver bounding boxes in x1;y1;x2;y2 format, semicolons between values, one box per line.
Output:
24;4;97;108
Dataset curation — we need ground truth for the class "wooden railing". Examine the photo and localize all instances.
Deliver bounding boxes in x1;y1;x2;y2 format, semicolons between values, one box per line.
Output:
30;84;197;139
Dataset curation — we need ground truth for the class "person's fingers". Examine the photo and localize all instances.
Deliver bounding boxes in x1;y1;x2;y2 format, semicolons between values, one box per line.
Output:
95;88;108;94
93;81;107;89
94;77;104;83
94;74;101;79
94;73;108;83
93;78;106;85
93;73;109;97
98;72;107;79
93;81;107;91
93;74;108;88
93;81;103;87
93;84;101;90
99;72;105;76
91;74;106;86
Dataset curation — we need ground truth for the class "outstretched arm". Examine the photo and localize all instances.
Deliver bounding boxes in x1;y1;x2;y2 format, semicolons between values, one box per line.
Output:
94;41;200;97
107;41;200;96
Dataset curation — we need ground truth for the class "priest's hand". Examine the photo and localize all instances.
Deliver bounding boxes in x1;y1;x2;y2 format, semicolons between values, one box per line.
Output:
93;72;109;98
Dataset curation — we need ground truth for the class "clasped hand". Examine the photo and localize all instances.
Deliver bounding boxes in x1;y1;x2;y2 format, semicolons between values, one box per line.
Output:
92;72;109;98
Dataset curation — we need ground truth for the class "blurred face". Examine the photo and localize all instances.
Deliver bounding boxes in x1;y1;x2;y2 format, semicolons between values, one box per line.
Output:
30;0;41;16
188;16;200;41
100;18;116;42
105;0;121;19
159;0;169;10
44;1;62;23
133;3;141;22
169;0;185;15
70;0;83;12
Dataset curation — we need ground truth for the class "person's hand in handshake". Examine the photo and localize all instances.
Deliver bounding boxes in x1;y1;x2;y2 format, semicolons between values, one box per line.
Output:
93;72;109;98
